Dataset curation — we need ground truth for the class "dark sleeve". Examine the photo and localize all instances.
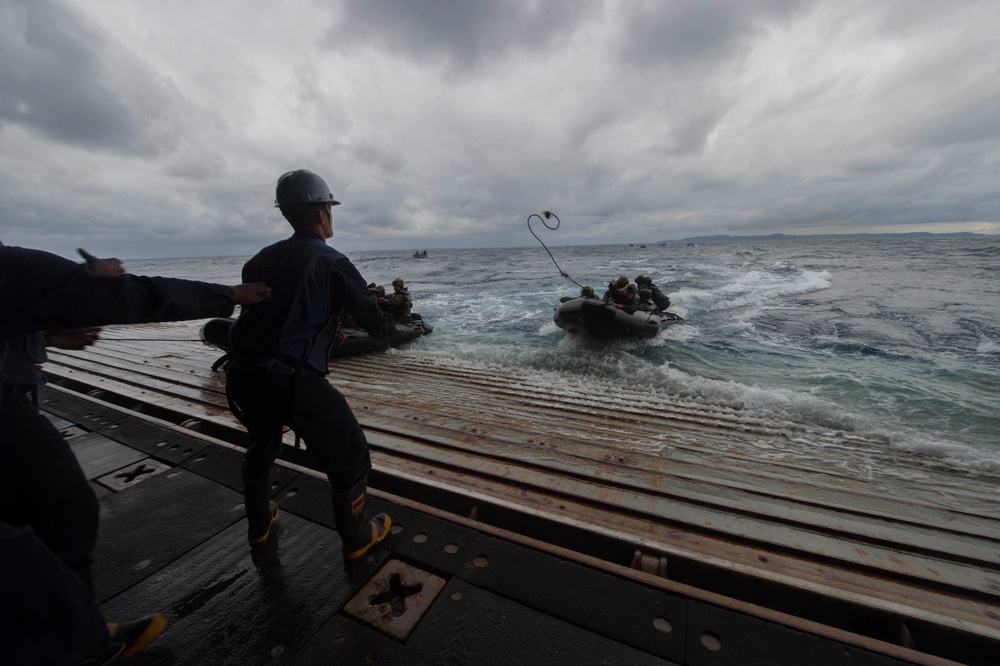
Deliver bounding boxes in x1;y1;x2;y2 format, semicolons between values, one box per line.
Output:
334;258;395;339
0;246;236;336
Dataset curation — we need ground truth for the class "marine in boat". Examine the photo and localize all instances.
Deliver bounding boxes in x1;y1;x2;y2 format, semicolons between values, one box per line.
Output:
554;298;681;341
554;277;682;342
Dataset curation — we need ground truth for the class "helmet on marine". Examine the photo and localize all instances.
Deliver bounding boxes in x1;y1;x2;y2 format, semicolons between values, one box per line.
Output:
274;170;341;208
616;275;629;288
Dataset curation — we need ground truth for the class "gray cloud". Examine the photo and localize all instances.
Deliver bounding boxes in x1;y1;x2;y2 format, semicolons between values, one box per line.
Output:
617;0;808;68
0;0;997;259
328;0;600;74
0;0;180;156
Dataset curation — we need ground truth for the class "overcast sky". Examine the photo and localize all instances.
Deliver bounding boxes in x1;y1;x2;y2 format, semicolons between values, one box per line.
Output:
1;0;998;258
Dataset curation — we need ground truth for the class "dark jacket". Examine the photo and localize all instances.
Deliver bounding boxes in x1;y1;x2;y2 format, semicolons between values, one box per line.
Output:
229;232;395;375
602;284;624;303
0;333;47;386
383;288;412;321
0;246;237;341
647;283;671;310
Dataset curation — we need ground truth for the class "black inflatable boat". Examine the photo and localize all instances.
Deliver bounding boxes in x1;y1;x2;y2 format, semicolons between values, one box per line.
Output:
553;298;682;342
200;314;432;360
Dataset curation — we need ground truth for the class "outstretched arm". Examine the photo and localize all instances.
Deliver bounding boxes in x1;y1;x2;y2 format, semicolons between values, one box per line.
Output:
1;246;269;337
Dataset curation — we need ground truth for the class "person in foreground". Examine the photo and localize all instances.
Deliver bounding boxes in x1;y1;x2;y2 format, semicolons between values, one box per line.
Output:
224;169;397;563
0;244;272;663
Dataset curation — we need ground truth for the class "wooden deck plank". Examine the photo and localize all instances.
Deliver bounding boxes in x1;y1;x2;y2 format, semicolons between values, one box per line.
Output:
44;343;1000;557
40;336;1000;638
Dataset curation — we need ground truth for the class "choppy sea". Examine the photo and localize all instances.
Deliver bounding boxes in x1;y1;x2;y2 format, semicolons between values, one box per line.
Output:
130;236;1000;478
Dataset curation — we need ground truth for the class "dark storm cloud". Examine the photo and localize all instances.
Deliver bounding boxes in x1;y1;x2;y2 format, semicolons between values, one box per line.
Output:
0;0;177;156
616;0;807;68
1;1;997;258
328;0;600;72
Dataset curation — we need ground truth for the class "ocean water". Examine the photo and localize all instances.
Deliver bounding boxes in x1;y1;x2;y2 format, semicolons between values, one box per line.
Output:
129;236;1000;477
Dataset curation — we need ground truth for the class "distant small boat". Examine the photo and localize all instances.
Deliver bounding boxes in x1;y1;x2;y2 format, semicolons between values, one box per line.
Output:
413;250;428;258
639;244;646;248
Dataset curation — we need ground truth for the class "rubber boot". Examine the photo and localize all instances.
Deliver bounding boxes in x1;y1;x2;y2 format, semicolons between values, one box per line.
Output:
243;464;279;547
331;476;391;563
107;613;168;659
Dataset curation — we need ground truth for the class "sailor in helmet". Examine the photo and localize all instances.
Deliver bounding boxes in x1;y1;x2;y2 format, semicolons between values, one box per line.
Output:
224;169;396;563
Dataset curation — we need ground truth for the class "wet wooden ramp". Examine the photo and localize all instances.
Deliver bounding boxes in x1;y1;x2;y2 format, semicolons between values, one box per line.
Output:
40;322;1000;665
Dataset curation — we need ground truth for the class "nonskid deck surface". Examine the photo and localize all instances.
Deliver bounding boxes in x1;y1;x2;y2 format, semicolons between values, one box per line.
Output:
40;321;1000;664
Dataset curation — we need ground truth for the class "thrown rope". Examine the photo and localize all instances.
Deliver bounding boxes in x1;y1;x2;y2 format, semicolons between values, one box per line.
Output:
527;211;585;290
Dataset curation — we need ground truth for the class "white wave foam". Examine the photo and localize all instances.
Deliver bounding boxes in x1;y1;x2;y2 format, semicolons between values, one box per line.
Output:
977;337;1000;354
538;321;562;336
671;268;831;315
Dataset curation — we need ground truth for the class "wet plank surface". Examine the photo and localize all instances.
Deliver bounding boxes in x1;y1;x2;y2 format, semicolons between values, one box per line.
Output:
49;404;924;666
40;321;1000;660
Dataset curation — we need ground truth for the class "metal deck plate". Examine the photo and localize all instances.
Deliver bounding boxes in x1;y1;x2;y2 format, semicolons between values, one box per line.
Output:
91;469;244;603
99;513;386;664
95;458;172;491
344;558;447;641
406;577;673;665
459;530;688;663
69;431;149;481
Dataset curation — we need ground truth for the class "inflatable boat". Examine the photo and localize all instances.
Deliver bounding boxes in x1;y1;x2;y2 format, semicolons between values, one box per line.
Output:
200;313;433;360
553;298;682;342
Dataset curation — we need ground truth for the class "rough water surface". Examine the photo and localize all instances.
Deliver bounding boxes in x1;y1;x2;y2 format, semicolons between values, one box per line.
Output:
130;236;1000;479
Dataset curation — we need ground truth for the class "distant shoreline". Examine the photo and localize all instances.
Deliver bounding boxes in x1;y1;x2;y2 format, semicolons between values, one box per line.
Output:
661;231;992;244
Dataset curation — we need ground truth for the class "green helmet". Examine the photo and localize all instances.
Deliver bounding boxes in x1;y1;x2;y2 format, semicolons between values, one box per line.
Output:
274;170;341;208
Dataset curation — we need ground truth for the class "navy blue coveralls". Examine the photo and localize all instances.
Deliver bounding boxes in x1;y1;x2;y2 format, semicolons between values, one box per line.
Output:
0;244;240;663
0;244;239;579
225;232;395;492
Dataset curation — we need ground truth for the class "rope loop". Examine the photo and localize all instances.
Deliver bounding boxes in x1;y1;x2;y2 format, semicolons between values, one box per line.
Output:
527;211;584;290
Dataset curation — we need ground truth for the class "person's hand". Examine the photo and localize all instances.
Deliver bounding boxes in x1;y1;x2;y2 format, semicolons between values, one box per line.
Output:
46;327;102;350
78;248;125;276
233;282;271;305
334;329;347;347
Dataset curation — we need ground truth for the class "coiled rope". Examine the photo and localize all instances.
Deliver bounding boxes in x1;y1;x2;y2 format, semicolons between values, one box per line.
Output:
527;211;585;290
